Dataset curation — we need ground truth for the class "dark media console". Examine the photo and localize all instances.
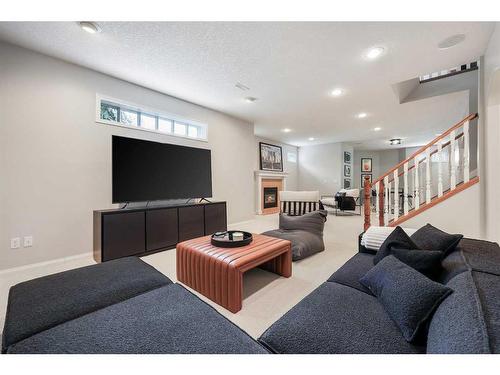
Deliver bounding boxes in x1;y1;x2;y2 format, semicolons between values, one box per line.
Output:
93;201;227;262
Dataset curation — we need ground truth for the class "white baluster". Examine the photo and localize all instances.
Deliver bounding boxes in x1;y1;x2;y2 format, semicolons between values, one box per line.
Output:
463;121;470;183
375;181;380;219
384;175;389;226
403;162;409;215
414;157;420;210
437;141;443;197
387;179;392;223
393;170;399;220
426;147;431;204
450;129;457;190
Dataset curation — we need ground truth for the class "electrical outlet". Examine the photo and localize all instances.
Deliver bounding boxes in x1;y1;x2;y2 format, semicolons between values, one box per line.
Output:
10;237;20;249
23;236;33;247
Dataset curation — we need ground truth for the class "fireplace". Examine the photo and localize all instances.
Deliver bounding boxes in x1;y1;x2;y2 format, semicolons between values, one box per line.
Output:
263;187;278;209
254;171;287;215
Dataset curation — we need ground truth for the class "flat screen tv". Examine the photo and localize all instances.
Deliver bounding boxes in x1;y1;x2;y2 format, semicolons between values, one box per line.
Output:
112;136;212;203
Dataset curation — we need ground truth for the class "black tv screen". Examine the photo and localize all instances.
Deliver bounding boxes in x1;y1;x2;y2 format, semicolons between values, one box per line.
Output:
112;136;212;203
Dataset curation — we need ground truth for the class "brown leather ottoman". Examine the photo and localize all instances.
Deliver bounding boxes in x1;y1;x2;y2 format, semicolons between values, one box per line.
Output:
176;234;292;313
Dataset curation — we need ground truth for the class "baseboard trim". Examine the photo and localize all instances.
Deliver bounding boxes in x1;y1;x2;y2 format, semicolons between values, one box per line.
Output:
0;252;93;276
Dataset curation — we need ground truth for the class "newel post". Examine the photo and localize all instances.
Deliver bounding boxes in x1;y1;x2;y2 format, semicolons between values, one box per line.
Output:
363;176;371;231
379;178;385;226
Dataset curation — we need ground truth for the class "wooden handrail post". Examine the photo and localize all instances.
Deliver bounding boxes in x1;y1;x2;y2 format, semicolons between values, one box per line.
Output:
363;176;371;231
378;178;385;226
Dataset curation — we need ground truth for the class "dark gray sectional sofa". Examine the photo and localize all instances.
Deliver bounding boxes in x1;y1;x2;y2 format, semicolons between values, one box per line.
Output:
3;237;500;354
2;257;267;354
258;238;500;354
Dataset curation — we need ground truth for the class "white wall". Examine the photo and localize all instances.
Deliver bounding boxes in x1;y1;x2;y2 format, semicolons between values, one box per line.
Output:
298;142;342;195
402;183;482;238
353;149;403;189
483;22;500;243
0;42;257;270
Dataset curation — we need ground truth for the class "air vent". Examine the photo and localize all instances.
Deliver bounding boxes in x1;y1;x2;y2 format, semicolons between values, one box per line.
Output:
235;82;250;91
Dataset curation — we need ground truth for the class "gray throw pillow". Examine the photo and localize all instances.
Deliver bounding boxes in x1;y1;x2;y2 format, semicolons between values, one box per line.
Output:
360;256;453;342
391;248;443;280
410;224;463;255
373;226;419;265
279;210;327;235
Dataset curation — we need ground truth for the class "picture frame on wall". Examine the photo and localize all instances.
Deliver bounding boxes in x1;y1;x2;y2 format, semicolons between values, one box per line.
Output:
259;142;283;172
361;158;372;173
343;178;351;189
361;174;372;188
343;151;352;164
344;164;351;177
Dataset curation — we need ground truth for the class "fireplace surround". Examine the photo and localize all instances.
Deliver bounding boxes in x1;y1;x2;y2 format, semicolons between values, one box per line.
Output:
254;170;288;215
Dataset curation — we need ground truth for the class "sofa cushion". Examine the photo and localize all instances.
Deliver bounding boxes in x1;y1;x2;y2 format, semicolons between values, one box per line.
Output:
327;252;374;294
391;248;443;280
458;238;500;276
472;271;500;353
439;247;468;284
410;224;463;255
7;284;267;354
258;282;424;354
427;271;491;353
2;257;171;352
374;226;419;265
360;256;453;342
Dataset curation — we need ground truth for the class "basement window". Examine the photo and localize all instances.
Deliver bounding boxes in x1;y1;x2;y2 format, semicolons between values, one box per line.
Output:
96;94;208;141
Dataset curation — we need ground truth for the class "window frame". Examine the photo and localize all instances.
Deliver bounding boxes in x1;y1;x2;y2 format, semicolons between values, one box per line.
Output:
95;94;208;142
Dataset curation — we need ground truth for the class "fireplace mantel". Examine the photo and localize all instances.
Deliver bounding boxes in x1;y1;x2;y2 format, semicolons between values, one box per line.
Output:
254;170;288;214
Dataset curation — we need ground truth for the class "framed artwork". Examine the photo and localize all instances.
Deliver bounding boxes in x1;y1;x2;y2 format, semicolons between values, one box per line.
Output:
343;178;351;189
344;164;351;177
343;151;352;164
361;174;372;188
361;158;372;173
259;142;283;172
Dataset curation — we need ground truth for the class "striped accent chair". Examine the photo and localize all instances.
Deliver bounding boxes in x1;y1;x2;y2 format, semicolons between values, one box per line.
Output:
279;191;324;216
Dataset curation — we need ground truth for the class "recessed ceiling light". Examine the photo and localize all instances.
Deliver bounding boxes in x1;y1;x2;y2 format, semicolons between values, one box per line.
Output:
438;34;466;50
330;88;344;97
389;138;402;146
308;137;315;141
357;112;368;119
79;21;101;34
244;97;258;103
365;46;385;60
282;128;292;133
373;127;382;131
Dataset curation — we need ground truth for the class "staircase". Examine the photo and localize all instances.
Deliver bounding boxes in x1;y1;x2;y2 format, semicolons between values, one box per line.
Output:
363;113;479;230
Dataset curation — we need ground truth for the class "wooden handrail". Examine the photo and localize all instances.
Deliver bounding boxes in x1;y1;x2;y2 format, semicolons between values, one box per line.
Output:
387;131;465;183
372;113;478;186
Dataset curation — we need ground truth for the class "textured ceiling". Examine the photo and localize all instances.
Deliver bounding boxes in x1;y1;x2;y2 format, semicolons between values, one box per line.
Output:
0;22;494;149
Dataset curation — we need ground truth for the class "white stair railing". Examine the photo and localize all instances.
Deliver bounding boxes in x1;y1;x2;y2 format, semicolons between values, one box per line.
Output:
363;113;478;229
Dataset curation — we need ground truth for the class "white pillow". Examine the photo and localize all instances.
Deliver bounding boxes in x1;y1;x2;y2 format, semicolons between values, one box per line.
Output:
361;226;417;251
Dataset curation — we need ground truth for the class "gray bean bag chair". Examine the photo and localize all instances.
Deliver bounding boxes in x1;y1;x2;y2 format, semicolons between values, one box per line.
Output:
262;210;327;261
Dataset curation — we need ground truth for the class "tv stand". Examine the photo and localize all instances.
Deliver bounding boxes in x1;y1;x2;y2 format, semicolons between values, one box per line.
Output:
93;201;227;262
